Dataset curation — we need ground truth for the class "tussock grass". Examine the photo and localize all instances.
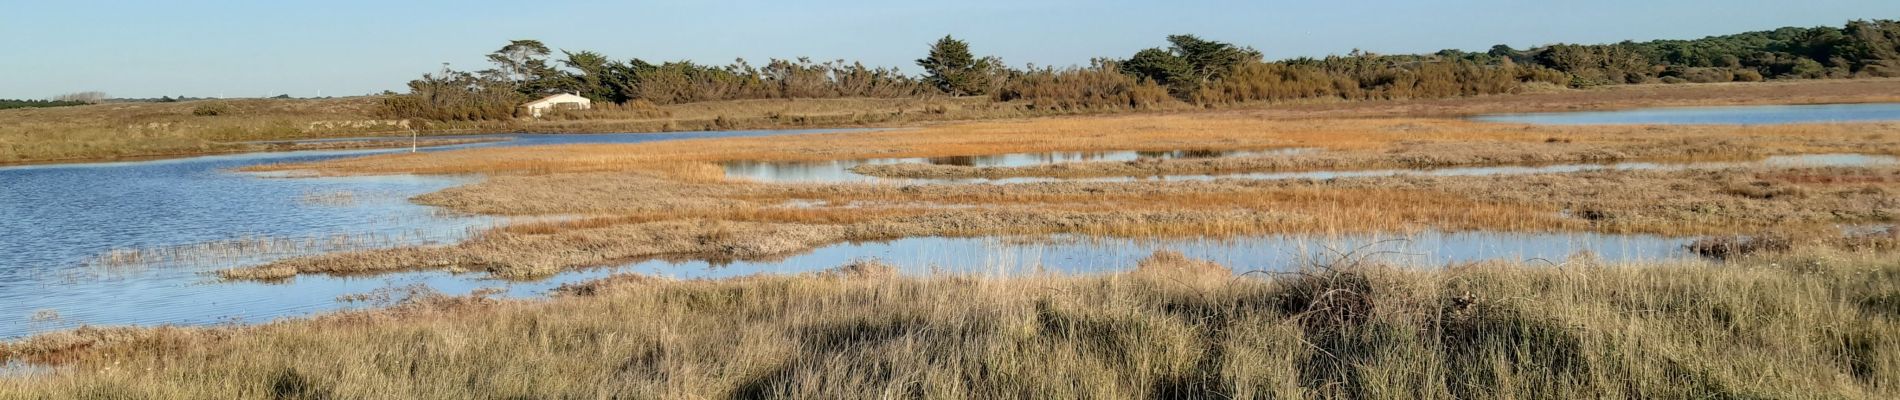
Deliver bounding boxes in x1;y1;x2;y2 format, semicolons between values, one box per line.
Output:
6;247;1898;398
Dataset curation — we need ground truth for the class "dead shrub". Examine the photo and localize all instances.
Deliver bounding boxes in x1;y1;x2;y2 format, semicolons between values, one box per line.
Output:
806;259;899;280
1687;235;1794;260
1131;250;1230;278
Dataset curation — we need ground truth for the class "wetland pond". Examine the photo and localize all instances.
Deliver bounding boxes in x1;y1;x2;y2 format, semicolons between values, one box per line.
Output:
5;103;1899;339
722;152;1900;184
0;129;847;338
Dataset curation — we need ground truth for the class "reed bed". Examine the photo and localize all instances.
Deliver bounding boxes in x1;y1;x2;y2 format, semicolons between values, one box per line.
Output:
5;243;1897;398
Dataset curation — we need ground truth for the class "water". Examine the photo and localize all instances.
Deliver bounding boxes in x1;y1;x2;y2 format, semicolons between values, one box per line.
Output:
1473;103;1900;125
722;148;1316;184
722;153;1900;185
617;232;1694;279
0;224;1694;338
0;123;1875;339
0;129;852;339
914;148;1315;167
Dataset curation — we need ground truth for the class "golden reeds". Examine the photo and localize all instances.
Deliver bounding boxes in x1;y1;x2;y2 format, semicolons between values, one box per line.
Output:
6;244;1898;398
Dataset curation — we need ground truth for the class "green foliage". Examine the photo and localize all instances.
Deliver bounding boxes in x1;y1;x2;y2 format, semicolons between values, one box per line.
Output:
384;20;1900;121
0;99;87;110
381;64;525;121
1121;35;1263;96
1120;48;1192;88
1509;19;1900;85
483;40;568;95
917;35;996;96
386;39;933;120
1167;34;1264;83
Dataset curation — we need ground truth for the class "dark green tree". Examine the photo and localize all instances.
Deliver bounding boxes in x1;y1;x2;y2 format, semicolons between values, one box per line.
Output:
1121;35;1260;97
482;40;568;95
1120;48;1190;86
917;35;994;96
560;50;632;102
1166;34;1262;84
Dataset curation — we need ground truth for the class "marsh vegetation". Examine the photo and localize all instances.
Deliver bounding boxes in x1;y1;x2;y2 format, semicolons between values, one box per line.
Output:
5;242;1898;398
6;29;1900;398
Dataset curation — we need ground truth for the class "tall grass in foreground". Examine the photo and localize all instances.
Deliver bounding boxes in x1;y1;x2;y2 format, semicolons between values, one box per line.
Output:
4;247;1897;398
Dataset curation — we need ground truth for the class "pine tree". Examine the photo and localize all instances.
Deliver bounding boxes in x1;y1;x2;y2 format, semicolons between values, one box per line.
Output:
917;35;992;96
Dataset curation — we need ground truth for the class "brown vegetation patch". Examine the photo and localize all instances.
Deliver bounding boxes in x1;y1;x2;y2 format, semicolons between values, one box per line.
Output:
806;259;900;280
1131;250;1231;278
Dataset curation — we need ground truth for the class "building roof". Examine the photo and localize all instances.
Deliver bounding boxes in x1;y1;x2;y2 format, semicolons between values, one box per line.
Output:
524;93;590;107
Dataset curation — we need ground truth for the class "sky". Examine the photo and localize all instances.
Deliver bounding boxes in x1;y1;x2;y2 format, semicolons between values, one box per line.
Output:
3;1;1897;99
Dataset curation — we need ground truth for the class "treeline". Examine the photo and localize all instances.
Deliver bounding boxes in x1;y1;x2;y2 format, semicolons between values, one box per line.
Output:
1489;19;1900;86
382;40;930;121
0;99;88;110
995;36;1573;110
384;19;1900;120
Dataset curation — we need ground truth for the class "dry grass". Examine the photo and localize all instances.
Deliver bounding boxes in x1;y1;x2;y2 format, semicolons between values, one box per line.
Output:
0;95;1048;166
9;75;1900;398
0;95;507;166
248;112;1900;180
0;98;389;165
6;245;1898;398
213;164;1900;280
212;86;1900;280
214;176;1594;280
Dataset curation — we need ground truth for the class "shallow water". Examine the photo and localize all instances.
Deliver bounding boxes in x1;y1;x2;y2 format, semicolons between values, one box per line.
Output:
722;148;1316;184
1;229;1699;338
917;148;1314;167
0;129;853;339
616;231;1695;279
722;153;1900;185
1473;103;1900;125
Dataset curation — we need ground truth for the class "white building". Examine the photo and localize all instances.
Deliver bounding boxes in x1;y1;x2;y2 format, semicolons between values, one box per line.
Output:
522;93;592;118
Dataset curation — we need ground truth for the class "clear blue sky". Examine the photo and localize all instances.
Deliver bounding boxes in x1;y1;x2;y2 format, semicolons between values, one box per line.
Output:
3;0;1896;99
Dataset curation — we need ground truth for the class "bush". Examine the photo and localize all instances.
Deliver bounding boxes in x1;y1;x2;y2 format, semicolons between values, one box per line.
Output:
378;66;523;121
995;64;1174;111
192;102;232;116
